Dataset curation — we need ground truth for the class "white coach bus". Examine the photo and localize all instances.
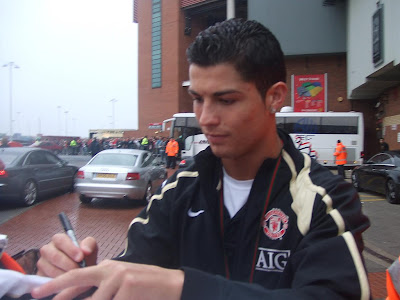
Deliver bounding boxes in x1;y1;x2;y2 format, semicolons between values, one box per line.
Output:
275;110;364;167
163;110;364;168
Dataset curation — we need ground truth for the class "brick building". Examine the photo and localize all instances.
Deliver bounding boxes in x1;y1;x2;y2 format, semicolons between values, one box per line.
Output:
133;0;400;157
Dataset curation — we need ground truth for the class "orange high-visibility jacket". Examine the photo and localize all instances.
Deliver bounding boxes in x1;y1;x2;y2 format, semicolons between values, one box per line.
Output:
165;140;179;157
386;256;400;300
334;142;347;165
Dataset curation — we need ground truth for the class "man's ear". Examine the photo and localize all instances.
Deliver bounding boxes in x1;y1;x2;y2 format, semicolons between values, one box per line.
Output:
265;82;288;113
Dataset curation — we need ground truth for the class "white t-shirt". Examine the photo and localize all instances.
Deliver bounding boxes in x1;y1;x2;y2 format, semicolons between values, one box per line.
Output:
223;168;254;218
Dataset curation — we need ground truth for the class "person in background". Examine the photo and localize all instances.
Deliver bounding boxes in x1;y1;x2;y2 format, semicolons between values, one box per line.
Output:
0;137;9;147
334;139;347;178
89;138;101;157
160;137;168;164
165;137;179;169
69;139;77;155
380;138;389;152
141;136;149;150
33;19;370;300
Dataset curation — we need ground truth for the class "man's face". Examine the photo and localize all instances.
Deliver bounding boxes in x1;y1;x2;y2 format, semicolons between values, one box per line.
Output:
188;63;273;160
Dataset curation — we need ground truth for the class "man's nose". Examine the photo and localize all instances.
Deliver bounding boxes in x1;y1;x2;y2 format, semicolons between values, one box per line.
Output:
198;102;219;126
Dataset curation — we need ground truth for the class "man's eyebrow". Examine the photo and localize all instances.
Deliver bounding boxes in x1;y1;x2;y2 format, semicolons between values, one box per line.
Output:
187;89;199;96
188;89;241;97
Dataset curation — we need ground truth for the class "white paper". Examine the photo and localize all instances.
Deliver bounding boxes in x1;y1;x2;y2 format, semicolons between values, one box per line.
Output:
0;269;52;298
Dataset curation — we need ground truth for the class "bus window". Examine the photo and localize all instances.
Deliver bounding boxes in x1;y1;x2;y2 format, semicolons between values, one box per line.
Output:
320;117;358;134
280;117;320;134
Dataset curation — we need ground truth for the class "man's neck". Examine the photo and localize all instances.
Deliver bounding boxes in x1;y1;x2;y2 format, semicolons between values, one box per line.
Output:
222;135;283;180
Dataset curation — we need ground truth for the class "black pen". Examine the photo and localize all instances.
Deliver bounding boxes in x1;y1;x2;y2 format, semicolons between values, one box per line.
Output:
58;212;86;268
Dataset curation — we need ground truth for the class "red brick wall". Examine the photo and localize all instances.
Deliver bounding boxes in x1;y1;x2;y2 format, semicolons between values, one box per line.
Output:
382;86;400;150
285;55;350;112
137;0;182;137
136;1;376;147
137;1;210;137
351;99;379;159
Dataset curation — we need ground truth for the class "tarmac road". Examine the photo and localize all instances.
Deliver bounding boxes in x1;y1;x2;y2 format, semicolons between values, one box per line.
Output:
360;191;399;273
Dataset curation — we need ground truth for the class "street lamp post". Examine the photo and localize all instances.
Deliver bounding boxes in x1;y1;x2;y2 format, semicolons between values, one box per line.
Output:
2;62;20;137
57;106;62;135
17;112;21;133
64;111;69;135
110;98;118;129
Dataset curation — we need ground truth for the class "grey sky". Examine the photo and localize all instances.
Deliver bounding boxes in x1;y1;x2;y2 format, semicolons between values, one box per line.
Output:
0;0;138;138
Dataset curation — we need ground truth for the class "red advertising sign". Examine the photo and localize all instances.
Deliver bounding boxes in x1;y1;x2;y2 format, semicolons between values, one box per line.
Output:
293;74;326;112
148;122;162;129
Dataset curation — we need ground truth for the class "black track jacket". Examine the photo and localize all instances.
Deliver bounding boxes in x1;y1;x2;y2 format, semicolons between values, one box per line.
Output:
116;129;371;299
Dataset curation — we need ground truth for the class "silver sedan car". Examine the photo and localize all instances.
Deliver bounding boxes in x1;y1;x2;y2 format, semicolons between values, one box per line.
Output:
74;149;167;204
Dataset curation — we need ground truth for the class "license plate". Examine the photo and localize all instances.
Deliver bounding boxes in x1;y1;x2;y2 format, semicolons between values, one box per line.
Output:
95;173;117;179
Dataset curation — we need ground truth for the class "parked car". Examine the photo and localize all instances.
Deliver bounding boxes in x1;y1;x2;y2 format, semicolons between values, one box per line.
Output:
0;147;78;206
351;150;400;204
30;141;63;154
74;149;167;204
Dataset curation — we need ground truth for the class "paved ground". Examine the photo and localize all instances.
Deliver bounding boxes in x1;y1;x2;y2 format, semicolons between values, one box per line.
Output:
0;193;143;263
0;168;389;299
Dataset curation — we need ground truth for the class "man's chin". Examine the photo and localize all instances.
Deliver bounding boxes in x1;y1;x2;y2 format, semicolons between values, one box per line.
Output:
209;145;233;159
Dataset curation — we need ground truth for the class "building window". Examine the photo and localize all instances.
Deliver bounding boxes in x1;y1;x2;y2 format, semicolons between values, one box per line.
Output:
152;0;162;88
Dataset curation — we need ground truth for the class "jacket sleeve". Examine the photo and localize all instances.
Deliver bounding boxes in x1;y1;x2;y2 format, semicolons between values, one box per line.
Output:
113;174;180;269
181;176;371;300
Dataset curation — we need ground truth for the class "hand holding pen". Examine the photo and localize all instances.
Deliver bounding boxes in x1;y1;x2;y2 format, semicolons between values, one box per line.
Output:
58;212;86;268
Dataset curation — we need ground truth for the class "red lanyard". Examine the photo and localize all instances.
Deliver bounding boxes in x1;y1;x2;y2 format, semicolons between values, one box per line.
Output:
219;155;282;282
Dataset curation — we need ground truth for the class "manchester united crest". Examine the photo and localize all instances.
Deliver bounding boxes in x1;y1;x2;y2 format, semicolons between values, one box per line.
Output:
263;208;289;240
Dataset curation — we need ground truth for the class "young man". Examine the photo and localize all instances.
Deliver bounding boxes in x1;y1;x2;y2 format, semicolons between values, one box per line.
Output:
380;137;389;152
33;19;370;299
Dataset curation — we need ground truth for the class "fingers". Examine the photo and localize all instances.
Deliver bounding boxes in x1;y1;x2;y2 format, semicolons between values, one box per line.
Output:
37;235;82;277
80;236;98;266
51;286;93;300
32;266;99;299
33;261;185;300
36;233;98;277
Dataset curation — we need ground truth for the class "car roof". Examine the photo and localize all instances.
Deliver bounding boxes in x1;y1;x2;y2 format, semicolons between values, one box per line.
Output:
97;149;150;155
386;150;400;156
0;146;43;154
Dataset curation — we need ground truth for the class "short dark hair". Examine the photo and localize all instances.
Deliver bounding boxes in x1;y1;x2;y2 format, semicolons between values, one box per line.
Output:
186;18;286;98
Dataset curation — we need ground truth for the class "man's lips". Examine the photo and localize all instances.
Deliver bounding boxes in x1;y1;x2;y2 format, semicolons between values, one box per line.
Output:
205;133;228;144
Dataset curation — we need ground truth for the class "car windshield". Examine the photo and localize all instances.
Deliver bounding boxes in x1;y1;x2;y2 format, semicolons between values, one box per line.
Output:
0;152;21;166
89;153;138;166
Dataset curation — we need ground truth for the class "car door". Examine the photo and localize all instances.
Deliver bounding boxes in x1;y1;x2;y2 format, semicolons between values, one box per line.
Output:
24;151;55;192
363;153;390;193
149;155;166;190
42;151;74;190
140;153;164;192
370;154;394;195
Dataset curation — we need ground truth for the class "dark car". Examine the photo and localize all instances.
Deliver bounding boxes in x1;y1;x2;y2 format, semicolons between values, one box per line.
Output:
0;147;78;206
30;141;63;154
351;151;400;204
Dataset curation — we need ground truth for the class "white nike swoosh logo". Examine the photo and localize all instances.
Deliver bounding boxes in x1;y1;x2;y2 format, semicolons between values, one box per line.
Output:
188;208;205;217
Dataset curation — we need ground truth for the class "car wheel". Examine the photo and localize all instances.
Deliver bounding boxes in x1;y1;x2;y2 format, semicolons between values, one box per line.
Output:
143;182;153;204
21;180;38;206
79;194;92;204
53;150;60;155
386;179;399;204
351;171;363;192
